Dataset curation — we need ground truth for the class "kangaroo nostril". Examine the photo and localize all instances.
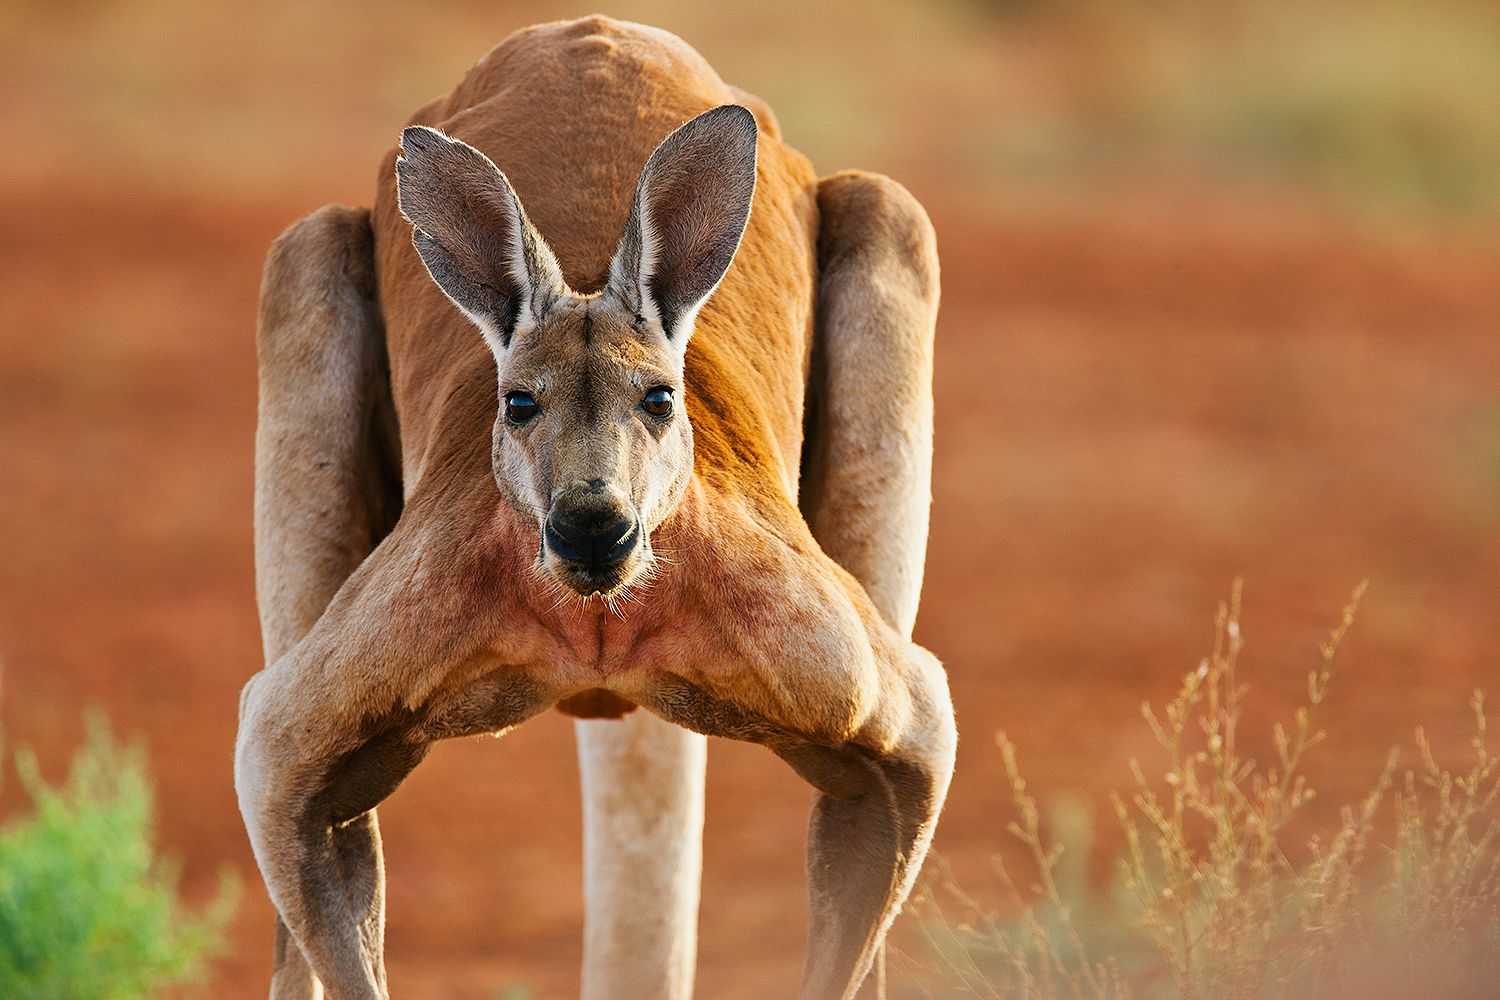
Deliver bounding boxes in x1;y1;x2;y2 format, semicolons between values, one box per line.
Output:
595;516;633;554
544;517;584;563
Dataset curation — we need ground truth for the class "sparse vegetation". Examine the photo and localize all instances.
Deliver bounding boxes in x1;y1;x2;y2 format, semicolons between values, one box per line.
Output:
905;584;1500;999
4;0;1497;221
962;0;1500;219
0;718;236;1000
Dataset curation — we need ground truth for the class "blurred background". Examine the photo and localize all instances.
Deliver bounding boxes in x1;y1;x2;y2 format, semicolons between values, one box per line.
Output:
1;0;1497;996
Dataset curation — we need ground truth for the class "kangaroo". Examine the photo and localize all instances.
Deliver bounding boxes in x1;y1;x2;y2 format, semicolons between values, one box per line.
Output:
235;16;953;1000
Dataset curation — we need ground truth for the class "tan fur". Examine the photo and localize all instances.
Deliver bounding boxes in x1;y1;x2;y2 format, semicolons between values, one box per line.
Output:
237;16;952;1000
803;172;940;638
576;712;706;1000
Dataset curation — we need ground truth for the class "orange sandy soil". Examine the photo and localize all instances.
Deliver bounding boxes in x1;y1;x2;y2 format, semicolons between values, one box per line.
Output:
0;179;1497;998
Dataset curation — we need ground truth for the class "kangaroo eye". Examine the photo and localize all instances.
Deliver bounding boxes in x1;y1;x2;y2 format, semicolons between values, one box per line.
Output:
505;391;539;424
642;386;674;418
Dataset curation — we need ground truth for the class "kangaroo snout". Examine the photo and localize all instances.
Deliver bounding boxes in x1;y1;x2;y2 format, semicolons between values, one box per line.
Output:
546;507;636;566
544;484;639;587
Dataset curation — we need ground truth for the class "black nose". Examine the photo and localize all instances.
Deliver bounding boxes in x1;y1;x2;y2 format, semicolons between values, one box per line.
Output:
545;507;636;567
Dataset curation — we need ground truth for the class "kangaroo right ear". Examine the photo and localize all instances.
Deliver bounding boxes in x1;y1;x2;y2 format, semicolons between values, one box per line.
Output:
395;126;566;349
607;105;758;345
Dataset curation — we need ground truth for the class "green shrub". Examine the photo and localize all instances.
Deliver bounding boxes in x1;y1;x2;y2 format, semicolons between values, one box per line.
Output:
0;718;235;1000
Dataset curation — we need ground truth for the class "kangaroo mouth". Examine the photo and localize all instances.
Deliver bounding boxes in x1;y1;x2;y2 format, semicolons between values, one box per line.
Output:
540;522;646;598
550;558;636;597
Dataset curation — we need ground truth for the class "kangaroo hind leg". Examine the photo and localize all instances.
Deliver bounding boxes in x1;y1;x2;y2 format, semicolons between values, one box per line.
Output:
802;171;940;640
802;170;943;998
251;204;399;999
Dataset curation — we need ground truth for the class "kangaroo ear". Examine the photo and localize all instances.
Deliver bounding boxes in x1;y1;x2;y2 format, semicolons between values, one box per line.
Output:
396;126;565;349
608;105;758;343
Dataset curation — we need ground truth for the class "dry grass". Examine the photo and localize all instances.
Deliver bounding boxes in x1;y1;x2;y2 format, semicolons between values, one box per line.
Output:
906;583;1500;999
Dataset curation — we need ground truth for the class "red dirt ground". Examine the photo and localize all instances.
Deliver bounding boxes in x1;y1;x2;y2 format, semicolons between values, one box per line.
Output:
1;177;1497;998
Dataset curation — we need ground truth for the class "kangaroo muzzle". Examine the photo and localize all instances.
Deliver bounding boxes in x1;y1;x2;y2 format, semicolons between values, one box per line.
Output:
543;483;641;592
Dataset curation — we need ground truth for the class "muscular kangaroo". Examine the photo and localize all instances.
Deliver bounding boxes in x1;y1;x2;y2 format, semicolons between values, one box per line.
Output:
236;16;952;1000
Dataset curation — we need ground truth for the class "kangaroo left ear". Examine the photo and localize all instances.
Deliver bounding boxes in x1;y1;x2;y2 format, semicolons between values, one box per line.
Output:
608;105;758;344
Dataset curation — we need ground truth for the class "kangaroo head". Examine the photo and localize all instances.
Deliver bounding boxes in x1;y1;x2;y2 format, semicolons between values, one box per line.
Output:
396;105;758;597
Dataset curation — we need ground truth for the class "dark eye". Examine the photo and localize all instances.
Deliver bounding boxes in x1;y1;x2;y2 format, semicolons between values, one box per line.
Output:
505;390;539;424
642;386;674;418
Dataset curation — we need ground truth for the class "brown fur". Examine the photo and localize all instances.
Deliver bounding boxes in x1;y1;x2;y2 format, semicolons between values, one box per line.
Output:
236;16;952;1000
